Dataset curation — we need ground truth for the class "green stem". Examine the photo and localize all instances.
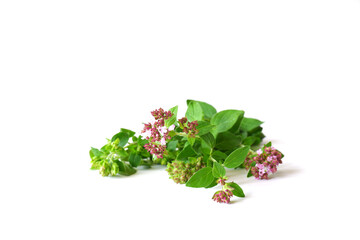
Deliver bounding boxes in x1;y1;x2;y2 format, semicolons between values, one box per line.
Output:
209;156;217;163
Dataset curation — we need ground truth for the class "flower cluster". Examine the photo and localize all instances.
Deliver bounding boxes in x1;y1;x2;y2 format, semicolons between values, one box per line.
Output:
166;160;205;184
142;108;174;158
178;117;199;137
212;188;234;204
212;177;235;204
244;146;283;180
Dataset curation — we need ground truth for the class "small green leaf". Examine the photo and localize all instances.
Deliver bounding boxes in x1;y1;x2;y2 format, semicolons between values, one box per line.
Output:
242;136;258;146
215;131;242;151
116;161;137;176
188;136;196;146
228;182;245;197
120;128;135;137
247;168;253;178
111;132;130;147
264;141;272;147
185;167;214;188
201;133;215;148
223;146;250;168
211;110;244;135
240;118;263;132
186;100;217;120
212;162;226;178
129;153;142;167
89;147;102;158
177;145;197;160
212;151;228;161
165;105;178;128
200;133;215;154
167;140;178;151
197;121;216;136
185;101;204;122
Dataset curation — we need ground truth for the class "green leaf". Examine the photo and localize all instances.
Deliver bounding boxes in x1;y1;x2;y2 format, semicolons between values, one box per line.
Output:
205;177;218;188
177;145;197;160
201;133;215;148
223;146;250;168
120;128;135;137
165;105;178;128
200;133;214;154
264;141;272;147
228;182;245;197
240;118;263;132
129;153;142;167
197;121;216;136
228;113;245;134
167;140;178;151
210;110;244;135
212;162;226;178
117;148;129;159
185;167;214;188
89;147;102;158
187;100;217;120
116;161;137;176
242;136;258;146
247;168;253;178
212;151;228;161
111;132;130;147
185;101;204;122
215;131;242;151
187;136;196;146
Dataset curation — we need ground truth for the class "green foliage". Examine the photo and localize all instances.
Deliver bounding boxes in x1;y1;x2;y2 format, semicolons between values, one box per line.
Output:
129;153;142;167
185;101;204;122
177;145;197;160
227;182;245;197
185;167;215;188
186;100;217;121
200;133;215;155
212;162;226;178
196;121;216;136
165;105;178;128
240;118;263;132
223;146;250;168
211;151;228;162
210;110;244;135
215;131;242;151
167;140;178;151
111;128;135;147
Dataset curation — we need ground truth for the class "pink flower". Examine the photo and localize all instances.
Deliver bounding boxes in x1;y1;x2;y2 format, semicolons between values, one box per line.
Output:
245;144;283;180
212;189;233;204
168;124;175;131
141;108;174;158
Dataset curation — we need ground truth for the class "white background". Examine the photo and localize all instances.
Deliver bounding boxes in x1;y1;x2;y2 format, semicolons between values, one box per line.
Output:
1;0;360;239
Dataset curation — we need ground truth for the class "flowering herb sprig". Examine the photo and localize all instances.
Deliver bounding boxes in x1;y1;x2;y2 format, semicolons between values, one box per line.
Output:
89;100;284;203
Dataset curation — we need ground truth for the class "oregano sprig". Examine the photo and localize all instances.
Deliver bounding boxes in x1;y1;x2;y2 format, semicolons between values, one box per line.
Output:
89;100;284;203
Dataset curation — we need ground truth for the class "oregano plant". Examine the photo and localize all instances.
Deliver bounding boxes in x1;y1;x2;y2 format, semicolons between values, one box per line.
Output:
89;100;284;203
